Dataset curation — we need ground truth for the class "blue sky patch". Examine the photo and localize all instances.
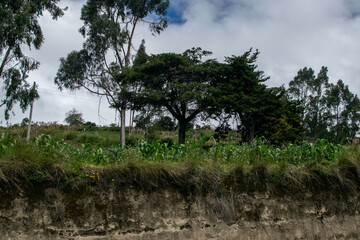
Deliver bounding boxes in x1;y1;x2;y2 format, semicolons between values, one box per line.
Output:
167;0;187;24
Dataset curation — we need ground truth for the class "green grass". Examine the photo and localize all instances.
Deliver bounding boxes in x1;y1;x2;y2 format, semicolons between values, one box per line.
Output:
0;125;359;197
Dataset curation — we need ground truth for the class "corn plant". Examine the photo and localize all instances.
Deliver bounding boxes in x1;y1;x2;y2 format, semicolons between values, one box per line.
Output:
0;133;16;154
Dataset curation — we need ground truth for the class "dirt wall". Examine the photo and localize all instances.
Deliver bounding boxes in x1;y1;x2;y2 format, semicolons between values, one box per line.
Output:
1;184;360;240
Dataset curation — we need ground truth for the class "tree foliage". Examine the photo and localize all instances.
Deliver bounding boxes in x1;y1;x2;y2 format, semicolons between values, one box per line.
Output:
325;80;360;143
64;108;85;126
210;49;303;144
55;0;169;146
288;67;329;139
154;116;175;131
0;0;64;119
288;67;360;143
126;48;215;144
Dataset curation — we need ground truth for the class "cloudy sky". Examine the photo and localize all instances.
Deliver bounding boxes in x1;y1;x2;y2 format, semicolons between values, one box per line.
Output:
1;0;360;126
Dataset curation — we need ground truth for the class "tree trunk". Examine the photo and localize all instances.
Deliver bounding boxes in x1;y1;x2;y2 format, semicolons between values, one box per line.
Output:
178;121;187;144
121;109;126;146
129;109;135;135
129;109;132;135
249;122;255;142
26;82;36;143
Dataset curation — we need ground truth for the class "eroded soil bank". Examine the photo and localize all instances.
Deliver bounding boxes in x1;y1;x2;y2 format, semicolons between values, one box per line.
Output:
1;182;360;240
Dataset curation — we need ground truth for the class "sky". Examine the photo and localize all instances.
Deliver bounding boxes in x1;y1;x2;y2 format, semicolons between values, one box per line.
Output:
1;0;360;126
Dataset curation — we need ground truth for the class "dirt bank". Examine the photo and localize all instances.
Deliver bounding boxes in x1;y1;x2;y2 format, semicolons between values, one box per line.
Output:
1;181;359;240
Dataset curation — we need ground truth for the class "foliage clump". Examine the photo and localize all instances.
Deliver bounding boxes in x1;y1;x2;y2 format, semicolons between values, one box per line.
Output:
64;108;85;126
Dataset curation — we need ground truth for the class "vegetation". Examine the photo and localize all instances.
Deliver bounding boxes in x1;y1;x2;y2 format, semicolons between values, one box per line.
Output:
126;47;215;144
0;125;359;196
1;1;359;198
0;0;65;119
3;1;357;147
64;108;85;126
288;67;360;144
54;0;170;146
209;49;304;144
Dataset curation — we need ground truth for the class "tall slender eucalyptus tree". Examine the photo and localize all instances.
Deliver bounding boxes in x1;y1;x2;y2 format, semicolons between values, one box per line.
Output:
55;0;169;146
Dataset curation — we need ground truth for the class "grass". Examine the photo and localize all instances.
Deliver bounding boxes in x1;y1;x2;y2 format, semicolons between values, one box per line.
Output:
0;125;359;198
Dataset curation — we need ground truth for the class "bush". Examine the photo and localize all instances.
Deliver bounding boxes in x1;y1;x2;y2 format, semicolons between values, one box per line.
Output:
153;116;175;131
145;132;160;143
77;135;100;144
214;125;231;142
84;121;97;131
65;132;78;141
159;137;174;146
126;135;142;146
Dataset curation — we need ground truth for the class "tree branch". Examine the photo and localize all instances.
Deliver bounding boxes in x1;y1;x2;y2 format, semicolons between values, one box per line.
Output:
186;108;202;122
0;47;12;78
173;104;182;119
165;103;180;120
125;17;139;68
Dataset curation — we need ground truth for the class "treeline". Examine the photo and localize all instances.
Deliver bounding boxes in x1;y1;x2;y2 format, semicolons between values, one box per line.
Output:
288;67;360;144
57;45;360;145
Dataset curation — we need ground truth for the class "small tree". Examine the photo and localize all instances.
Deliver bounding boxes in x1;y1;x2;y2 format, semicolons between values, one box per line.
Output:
64;108;85;126
21;117;29;127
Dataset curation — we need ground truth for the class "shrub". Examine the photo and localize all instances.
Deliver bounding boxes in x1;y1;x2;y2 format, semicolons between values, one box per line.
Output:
77;135;100;144
65;132;78;141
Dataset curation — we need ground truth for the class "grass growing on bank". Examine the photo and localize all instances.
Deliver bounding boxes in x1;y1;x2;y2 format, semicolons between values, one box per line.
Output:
1;128;360;197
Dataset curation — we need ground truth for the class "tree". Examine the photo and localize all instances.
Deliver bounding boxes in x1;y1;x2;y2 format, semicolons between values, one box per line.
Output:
55;0;169;146
133;105;159;132
325;80;360;143
256;87;304;144
21;117;29;127
127;48;215;144
64;108;85;126
210;49;303;144
128;39;149;134
0;0;65;119
210;49;267;141
288;67;329;139
288;67;360;143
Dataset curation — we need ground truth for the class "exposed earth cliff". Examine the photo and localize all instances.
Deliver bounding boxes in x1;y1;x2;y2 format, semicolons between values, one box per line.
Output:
1;170;359;240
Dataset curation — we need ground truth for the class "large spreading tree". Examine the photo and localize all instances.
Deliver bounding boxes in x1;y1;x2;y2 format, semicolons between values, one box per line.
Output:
125;48;216;144
55;0;169;146
0;0;64;120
